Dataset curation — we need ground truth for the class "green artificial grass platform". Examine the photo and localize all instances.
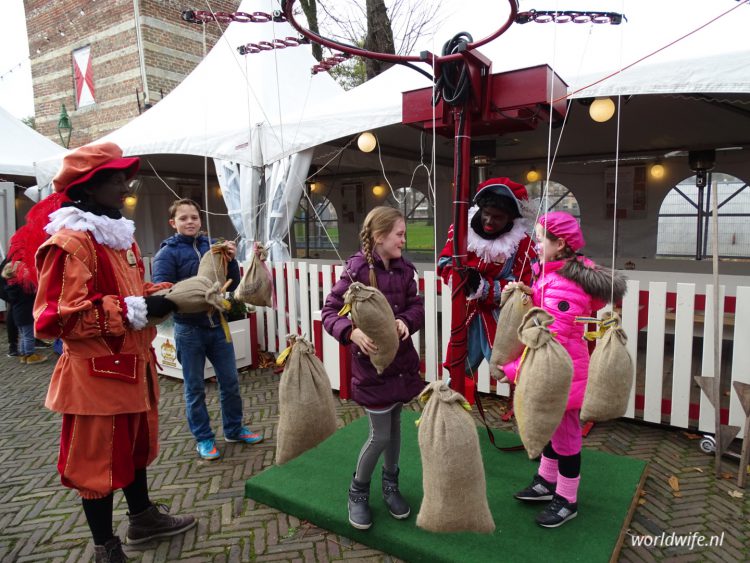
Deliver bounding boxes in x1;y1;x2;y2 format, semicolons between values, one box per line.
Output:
245;411;647;562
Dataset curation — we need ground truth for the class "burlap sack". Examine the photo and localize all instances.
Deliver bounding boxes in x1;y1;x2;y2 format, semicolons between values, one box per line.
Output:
235;243;273;307
489;282;533;378
153;276;228;314
416;381;495;533
343;282;399;374
275;335;338;465
514;307;574;459
197;241;232;286
581;312;634;422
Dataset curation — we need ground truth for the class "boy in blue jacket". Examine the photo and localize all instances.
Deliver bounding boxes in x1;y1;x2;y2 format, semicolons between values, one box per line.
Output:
152;198;263;460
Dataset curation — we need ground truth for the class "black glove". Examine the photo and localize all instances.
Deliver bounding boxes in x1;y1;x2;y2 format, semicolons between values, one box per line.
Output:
465;268;482;295
144;295;177;317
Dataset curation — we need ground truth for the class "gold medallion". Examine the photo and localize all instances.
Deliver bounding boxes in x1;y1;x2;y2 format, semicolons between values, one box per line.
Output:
126;249;137;266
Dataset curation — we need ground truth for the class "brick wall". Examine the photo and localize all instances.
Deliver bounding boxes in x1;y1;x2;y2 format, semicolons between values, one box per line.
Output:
26;0;240;147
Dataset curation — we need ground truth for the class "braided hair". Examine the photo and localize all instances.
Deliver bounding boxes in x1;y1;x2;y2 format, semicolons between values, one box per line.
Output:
359;206;405;288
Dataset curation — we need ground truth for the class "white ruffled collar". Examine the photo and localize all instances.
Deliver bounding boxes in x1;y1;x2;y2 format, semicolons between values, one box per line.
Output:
467;205;530;263
45;207;136;250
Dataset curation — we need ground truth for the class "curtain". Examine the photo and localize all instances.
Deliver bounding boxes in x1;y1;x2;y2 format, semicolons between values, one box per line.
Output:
264;149;313;262
214;147;312;262
214;158;263;262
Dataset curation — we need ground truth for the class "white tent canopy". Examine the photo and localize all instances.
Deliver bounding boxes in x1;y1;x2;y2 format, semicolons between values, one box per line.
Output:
35;0;750;183
0;105;65;177
261;0;750;162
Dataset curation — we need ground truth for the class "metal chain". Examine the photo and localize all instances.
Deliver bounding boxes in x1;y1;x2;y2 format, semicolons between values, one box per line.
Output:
311;53;352;75
516;10;626;25
181;9;286;25
237;36;310;55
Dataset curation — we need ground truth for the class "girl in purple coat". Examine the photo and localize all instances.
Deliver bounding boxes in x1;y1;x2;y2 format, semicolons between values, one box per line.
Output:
500;211;626;528
322;206;425;531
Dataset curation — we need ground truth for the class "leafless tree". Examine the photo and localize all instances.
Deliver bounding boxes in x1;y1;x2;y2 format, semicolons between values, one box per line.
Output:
298;0;323;61
312;0;444;81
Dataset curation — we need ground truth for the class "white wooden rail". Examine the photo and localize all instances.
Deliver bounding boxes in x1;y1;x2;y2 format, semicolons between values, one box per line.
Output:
144;258;750;436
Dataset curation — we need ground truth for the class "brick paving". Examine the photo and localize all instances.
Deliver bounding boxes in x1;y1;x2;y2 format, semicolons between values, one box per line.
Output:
0;326;748;562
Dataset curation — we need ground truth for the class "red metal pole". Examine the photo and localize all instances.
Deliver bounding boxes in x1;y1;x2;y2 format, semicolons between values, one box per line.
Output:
448;106;472;397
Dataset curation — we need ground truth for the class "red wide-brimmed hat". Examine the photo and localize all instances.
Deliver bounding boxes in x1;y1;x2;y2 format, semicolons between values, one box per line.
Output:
53;142;140;196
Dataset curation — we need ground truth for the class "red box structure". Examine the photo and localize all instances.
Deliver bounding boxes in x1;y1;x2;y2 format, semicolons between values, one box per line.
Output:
402;64;568;137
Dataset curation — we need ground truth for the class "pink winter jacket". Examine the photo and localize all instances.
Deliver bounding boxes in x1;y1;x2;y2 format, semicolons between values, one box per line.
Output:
502;257;625;410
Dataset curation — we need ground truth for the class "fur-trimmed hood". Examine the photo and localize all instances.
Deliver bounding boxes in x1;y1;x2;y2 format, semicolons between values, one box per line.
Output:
540;257;627;303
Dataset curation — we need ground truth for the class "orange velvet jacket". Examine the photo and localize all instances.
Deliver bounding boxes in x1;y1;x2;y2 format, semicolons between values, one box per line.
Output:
34;227;170;416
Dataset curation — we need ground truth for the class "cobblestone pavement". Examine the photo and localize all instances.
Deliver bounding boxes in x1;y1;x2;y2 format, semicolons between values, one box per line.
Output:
1;329;748;562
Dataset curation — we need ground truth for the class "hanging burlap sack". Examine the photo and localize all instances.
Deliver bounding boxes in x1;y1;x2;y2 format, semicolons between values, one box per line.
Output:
416;381;495;533
514;307;574;459
341;282;398;374
235;243;274;307
580;312;634;422
197;241;233;286
153;276;229;314
489;282;533;378
275;335;338;465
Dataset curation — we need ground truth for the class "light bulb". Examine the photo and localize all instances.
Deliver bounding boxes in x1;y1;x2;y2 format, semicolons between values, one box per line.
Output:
309;182;317;192
526;168;540;183
372;185;386;197
650;163;665;180
358;131;377;152
589;97;616;123
124;195;137;207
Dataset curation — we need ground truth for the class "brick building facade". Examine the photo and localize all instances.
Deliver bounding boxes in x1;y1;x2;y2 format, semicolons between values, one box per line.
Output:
26;0;240;148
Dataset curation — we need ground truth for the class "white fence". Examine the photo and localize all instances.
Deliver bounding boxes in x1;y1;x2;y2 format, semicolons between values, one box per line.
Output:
250;261;750;435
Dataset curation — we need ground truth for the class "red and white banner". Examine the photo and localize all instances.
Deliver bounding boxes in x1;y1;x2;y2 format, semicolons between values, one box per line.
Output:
73;46;95;108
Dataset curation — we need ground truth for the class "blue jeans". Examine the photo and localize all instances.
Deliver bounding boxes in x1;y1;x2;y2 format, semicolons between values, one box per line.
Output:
18;324;35;356
174;322;244;442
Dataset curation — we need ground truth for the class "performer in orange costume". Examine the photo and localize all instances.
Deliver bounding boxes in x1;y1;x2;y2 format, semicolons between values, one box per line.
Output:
33;143;195;562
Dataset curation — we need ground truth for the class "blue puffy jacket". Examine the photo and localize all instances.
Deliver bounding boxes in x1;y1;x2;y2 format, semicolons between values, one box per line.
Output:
151;233;241;327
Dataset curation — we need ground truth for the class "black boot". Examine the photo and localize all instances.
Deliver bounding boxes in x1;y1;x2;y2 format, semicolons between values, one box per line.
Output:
126;503;196;545
382;467;410;519
94;536;128;562
348;475;372;530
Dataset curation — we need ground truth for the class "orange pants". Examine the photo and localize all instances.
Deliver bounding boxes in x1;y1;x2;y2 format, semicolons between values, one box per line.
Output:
57;408;158;499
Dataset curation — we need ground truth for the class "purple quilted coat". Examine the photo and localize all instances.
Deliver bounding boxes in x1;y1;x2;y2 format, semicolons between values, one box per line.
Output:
321;251;425;408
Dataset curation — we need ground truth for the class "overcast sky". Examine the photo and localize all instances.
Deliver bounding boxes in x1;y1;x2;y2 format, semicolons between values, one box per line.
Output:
0;0;33;119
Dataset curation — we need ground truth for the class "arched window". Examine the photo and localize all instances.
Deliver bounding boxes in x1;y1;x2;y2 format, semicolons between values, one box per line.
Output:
525;180;581;217
657;174;750;259
292;192;339;257
384;187;434;256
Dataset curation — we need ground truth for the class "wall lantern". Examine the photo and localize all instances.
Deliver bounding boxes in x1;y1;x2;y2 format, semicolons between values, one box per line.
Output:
57;104;73;148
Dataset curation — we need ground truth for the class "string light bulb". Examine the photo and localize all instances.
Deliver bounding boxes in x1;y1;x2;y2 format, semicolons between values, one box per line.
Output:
526;167;541;183
358;131;377;153
372;184;386;197
650;162;665;180
589;97;616;122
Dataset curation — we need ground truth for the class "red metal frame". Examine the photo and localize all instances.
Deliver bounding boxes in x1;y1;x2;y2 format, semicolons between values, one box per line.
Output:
280;0;568;398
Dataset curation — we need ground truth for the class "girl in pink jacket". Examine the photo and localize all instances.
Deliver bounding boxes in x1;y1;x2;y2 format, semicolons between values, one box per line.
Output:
501;211;626;528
